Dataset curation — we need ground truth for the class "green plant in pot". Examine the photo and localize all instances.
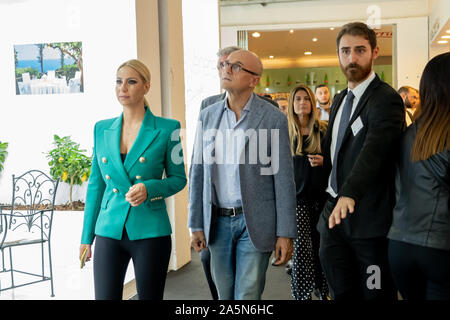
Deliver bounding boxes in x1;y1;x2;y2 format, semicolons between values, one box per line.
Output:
0;141;8;173
45;135;92;210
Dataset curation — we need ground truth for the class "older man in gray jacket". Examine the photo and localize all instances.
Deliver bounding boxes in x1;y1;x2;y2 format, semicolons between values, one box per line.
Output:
188;49;297;300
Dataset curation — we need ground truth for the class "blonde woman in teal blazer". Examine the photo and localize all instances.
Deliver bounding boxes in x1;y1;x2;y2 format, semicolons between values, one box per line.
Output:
79;59;187;300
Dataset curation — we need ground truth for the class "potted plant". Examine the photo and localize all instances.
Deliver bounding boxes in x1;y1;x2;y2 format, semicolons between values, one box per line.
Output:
45;135;92;210
0;141;8;173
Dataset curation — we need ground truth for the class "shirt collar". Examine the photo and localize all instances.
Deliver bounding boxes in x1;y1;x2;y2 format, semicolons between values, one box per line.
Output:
224;92;254;112
349;71;376;101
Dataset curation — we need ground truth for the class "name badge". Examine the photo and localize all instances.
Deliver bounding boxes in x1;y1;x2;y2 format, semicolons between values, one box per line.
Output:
351;116;364;136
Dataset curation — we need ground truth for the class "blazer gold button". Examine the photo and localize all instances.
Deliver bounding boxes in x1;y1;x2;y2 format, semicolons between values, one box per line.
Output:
105;174;111;180
102;157;108;163
139;157;146;163
136;175;141;180
113;188;119;193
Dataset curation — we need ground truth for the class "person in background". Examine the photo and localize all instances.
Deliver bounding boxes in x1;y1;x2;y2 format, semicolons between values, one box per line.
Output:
79;59;187;300
197;45;242;300
200;48;278;110
397;86;419;126
315;84;332;121
274;97;288;116
200;46;242;112
286;84;329;300
388;52;450;300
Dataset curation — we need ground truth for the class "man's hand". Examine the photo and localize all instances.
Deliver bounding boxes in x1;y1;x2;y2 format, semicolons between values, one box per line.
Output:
329;196;355;229
273;237;293;266
191;231;207;252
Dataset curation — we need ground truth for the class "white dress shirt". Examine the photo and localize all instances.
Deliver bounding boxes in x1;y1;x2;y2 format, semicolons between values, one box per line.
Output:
326;71;376;198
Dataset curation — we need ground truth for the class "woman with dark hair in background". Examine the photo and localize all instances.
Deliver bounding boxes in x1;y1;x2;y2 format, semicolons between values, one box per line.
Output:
286;84;329;300
387;52;450;300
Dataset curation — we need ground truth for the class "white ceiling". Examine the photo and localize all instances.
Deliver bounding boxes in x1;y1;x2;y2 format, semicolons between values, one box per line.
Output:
220;0;389;6
248;25;393;69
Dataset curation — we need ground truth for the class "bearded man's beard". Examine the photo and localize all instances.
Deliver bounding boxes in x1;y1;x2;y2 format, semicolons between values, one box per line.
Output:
341;60;372;83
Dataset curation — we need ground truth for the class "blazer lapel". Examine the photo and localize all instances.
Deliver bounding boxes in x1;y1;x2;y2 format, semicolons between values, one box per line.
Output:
124;108;161;172
244;95;265;145
341;75;382;144
328;90;347;133
104;114;132;186
348;74;381;125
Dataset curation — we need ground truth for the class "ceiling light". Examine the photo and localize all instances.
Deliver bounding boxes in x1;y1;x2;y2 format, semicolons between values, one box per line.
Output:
289;29;294;34
437;40;448;44
312;38;318;42
441;35;450;39
269;55;274;59
304;51;312;55
330;27;335;30
252;32;261;38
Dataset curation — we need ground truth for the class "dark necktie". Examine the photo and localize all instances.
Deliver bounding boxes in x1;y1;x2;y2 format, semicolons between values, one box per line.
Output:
330;90;355;194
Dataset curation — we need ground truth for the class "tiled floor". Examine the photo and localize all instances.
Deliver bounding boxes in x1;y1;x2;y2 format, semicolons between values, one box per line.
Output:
162;248;294;300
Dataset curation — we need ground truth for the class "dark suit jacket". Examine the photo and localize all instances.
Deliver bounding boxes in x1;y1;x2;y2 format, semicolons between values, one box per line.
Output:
317;74;405;238
200;92;279;111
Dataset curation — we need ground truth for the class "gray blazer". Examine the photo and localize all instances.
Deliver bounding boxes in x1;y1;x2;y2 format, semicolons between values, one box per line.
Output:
200;92;279;111
188;94;297;252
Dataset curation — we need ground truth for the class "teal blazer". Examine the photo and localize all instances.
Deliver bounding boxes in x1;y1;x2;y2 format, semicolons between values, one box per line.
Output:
81;107;187;244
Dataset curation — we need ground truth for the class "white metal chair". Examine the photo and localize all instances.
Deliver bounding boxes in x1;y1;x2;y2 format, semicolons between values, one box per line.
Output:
0;170;59;297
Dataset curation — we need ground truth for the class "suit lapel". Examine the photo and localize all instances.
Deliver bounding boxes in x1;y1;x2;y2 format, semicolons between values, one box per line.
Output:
328;90;347;132
340;75;382;145
104;114;131;185
124;108;161;172
324;90;347;154
244;95;265;145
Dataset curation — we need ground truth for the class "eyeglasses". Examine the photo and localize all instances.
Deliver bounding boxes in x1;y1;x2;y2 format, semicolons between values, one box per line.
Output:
218;61;260;76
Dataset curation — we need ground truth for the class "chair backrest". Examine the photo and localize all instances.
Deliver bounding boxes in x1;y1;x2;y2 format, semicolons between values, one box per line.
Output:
7;170;60;241
22;72;31;82
47;70;55;80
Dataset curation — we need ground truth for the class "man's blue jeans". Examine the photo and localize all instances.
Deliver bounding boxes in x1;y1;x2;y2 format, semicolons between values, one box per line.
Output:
208;214;271;300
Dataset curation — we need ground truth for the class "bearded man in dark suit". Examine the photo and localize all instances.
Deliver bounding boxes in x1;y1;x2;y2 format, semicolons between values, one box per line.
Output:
317;22;405;300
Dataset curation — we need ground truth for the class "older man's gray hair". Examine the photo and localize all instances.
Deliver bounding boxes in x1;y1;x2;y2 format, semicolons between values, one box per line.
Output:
217;46;242;58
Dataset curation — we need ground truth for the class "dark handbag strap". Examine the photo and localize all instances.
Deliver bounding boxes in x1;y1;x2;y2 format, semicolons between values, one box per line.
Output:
421;158;450;192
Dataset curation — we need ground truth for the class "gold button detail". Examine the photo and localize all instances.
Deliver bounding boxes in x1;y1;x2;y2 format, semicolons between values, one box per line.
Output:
113;188;119;193
136;175;141;180
102;157;108;163
139;157;146;163
105;175;111;180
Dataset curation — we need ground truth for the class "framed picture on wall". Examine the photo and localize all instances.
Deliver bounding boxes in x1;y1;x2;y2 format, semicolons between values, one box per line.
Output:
14;41;83;95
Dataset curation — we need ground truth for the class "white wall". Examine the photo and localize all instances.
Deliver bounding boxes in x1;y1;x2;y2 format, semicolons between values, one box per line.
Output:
0;0;137;204
182;0;221;166
394;17;429;89
429;0;450;42
220;0;430;27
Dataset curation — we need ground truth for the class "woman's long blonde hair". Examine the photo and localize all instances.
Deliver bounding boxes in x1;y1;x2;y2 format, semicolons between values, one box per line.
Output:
287;84;325;155
117;59;151;107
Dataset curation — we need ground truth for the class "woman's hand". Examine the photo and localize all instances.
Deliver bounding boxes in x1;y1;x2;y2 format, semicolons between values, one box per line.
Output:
125;183;148;207
79;244;92;262
307;154;323;167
